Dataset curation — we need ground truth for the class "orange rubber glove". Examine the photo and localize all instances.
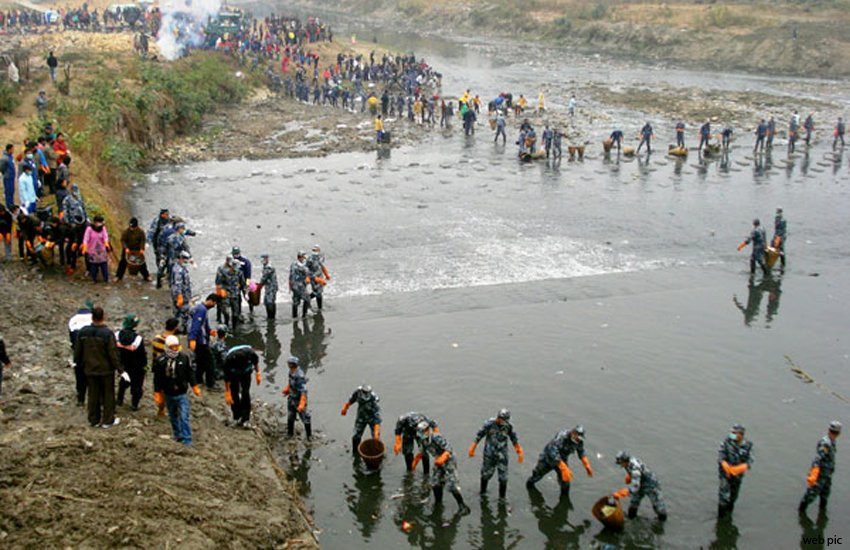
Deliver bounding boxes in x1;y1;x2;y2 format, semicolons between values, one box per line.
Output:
394;434;402;455
807;465;820;488
176;294;184;308
432;426;440;434
557;461;573;483
305;276;311;284
191;385;201;397
373;424;381;439
297;394;306;412
515;443;524;464
282;385;290;396
721;461;733;478
625;473;632;484
188;340;196;352
255;371;261;385
435;451;450;467
153;391;164;407
225;387;233;406
341;402;350;416
124;248;130;256
468;442;477;457
729;463;749;477
216;286;227;298
411;453;422;470
737;241;747;251
613;488;630;499
80;243;87;254
582;456;593;477
773;236;782;248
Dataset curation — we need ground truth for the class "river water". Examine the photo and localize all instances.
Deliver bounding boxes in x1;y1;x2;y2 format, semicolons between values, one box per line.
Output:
130;31;850;549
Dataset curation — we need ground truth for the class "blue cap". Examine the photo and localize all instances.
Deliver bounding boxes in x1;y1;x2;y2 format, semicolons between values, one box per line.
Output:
287;355;299;366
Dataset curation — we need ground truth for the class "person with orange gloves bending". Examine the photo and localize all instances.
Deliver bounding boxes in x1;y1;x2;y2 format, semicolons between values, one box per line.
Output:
469;408;523;499
799;421;841;514
151;335;201;446
283;355;311;439
737;219;767;275
223;345;260;428
341;384;381;452
526;425;593;499
612;451;667;521
394;412;439;475
423;433;470;514
717;423;753;518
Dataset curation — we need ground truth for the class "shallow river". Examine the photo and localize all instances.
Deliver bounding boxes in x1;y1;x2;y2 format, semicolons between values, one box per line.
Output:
130;35;850;549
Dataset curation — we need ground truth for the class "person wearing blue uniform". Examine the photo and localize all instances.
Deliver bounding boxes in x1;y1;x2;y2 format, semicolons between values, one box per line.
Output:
698;121;711;151
612;451;668;521
637;122;653;154
722;127;733;150
231;246;253;317
468;409;524;498
341;384;382;451
527;425;593;499
754;119;767;152
675;121;685;148
188;294;218;389
610;129;624;152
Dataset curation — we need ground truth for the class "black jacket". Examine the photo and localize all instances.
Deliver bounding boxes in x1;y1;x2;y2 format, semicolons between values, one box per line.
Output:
115;328;147;373
74;324;122;376
152;353;193;396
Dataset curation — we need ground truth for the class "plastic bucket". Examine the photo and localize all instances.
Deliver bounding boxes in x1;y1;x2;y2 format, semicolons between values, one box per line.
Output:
127;252;144;276
358;439;385;470
592;495;625;531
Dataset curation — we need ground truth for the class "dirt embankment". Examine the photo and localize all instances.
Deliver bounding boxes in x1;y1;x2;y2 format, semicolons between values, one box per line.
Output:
291;0;850;79
0;261;317;548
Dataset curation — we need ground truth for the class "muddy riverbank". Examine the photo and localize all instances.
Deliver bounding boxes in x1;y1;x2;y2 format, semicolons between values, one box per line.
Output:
0;262;317;548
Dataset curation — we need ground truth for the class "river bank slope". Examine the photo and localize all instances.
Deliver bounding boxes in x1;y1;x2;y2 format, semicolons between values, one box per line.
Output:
290;0;850;79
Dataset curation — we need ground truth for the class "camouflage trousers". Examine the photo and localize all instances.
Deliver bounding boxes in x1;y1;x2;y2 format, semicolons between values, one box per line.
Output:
629;482;667;517
718;474;743;507
800;475;832;508
481;450;510;483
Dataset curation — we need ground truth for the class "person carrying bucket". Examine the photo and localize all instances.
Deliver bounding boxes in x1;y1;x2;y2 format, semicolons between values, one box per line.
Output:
341;384;381;451
611;451;668;521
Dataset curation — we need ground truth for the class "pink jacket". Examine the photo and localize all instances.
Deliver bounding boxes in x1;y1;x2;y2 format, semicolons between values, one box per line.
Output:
82;225;110;264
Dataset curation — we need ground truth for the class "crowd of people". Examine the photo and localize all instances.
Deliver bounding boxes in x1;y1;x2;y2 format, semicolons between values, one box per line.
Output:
0;5;160;33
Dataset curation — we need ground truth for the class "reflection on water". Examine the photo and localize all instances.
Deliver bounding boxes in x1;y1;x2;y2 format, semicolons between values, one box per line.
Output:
283;446;313;497
471;498;524;549
732;272;783;328
527;485;590;548
345;463;385;539
709;516;741;550
798;509;829;550
290;313;330;373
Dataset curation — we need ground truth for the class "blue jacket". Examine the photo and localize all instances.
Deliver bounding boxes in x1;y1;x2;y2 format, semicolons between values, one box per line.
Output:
188;303;211;346
0;152;15;185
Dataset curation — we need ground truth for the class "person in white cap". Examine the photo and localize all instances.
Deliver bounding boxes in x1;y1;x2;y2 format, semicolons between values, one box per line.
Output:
152;335;200;445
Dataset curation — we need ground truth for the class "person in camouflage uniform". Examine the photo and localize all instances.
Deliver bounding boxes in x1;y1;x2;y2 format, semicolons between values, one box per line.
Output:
394;412;439;475
737;219;767;275
164;223;190;286
209;324;228;382
341;384;382;451
469;408;524;498
612;451;668;521
215;255;245;328
170;251;192;333
289;251;311;319
282;355;311;439
420;433;469;513
258;254;279;320
147;208;170;286
231;246;252;317
527;425;593;498
717;423;753;517
799;421;841;514
306;244;331;311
